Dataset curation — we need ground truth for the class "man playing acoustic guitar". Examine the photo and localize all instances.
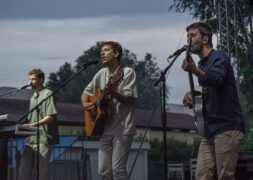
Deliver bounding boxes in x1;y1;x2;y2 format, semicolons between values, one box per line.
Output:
81;41;138;180
182;22;245;180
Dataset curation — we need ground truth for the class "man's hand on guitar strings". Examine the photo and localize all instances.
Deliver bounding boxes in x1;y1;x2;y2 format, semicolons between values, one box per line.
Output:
182;55;198;74
183;91;193;108
83;102;96;111
103;84;116;96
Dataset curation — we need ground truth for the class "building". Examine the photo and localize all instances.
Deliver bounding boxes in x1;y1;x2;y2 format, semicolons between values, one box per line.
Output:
0;86;200;144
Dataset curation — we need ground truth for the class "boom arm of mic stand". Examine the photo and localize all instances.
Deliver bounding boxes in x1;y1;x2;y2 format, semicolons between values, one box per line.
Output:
154;54;180;86
0;88;21;98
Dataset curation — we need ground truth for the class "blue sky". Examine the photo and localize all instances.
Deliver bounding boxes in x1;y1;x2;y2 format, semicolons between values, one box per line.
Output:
0;0;208;104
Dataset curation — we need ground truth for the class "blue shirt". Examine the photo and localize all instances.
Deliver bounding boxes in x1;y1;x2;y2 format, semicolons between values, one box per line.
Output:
198;49;245;139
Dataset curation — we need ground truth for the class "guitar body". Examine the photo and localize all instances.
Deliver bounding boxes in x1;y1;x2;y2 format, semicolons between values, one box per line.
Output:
84;67;124;137
193;86;204;136
84;89;110;136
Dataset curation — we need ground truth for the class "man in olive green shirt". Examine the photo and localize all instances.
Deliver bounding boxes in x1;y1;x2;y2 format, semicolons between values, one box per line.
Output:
18;69;59;180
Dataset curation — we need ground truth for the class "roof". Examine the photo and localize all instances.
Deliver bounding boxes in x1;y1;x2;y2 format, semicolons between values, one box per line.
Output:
133;109;196;131
0;98;196;130
0;98;84;125
0;87;33;100
167;103;193;116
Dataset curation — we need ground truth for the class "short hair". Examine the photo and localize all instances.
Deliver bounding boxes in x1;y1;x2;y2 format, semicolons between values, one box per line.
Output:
186;22;213;47
29;69;45;82
102;41;123;61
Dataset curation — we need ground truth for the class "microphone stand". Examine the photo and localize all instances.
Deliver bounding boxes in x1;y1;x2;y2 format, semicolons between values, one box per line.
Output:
0;86;29;98
35;106;41;180
154;54;180;180
17;64;93;180
0;85;30;180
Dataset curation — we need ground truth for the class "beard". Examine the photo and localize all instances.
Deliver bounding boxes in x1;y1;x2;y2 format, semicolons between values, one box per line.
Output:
191;41;204;54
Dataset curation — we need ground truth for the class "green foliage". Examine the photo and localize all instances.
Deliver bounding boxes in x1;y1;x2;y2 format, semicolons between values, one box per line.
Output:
148;138;193;161
148;138;163;161
244;126;253;150
168;0;216;22
239;54;253;113
47;62;84;103
46;42;165;110
134;53;165;109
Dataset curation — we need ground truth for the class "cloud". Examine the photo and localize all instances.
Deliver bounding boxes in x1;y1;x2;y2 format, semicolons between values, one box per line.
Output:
0;12;201;103
41;56;68;61
0;0;171;19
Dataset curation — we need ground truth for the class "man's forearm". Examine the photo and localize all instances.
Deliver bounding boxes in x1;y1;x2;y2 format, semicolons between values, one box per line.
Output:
110;89;133;104
194;68;206;80
30;115;55;127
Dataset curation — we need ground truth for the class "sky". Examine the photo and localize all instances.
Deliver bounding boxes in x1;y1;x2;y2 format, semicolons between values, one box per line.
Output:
0;0;213;104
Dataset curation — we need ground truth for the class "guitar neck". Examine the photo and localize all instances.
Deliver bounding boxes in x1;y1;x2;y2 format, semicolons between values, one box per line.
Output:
96;91;106;106
188;72;196;106
95;68;123;107
186;37;196;106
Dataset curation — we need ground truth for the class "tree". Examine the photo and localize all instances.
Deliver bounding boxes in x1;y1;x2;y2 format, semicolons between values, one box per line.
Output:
46;42;166;110
134;53;166;109
148;138;193;161
46;62;83;103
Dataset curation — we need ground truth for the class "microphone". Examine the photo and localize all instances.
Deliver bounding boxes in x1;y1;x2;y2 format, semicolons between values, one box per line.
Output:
75;59;100;68
18;84;31;91
167;45;189;59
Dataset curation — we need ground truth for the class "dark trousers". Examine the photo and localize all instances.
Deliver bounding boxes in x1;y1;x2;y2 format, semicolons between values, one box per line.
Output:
0;138;8;180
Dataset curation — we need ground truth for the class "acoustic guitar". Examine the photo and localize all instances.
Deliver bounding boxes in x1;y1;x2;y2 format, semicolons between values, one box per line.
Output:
84;68;124;136
186;38;204;136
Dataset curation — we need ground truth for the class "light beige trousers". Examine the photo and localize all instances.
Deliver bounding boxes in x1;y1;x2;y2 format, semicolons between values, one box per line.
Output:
195;130;244;180
98;135;133;180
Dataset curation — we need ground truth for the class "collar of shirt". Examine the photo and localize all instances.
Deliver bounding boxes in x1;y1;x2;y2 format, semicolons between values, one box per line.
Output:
32;88;45;99
107;65;122;79
198;49;215;67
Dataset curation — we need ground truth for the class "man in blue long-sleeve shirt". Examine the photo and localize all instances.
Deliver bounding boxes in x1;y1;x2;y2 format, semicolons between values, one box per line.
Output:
182;22;245;180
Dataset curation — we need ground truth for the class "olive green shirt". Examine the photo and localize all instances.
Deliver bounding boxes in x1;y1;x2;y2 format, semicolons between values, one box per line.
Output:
26;88;59;145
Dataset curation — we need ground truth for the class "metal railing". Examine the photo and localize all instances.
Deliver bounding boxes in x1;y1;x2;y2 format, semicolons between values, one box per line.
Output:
7;141;90;180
